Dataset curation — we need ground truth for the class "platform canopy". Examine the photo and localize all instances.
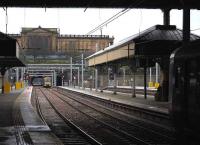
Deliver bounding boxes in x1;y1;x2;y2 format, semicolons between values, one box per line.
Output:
86;25;200;67
0;32;25;68
0;0;199;9
0;57;25;68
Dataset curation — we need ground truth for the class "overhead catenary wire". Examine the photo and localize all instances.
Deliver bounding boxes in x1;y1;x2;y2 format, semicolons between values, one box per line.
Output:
86;0;146;35
86;8;130;35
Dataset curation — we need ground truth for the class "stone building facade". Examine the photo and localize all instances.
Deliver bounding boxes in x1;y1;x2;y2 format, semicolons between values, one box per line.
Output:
10;26;114;58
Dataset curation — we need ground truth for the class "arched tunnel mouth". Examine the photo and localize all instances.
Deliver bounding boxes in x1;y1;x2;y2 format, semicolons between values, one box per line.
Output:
31;77;44;86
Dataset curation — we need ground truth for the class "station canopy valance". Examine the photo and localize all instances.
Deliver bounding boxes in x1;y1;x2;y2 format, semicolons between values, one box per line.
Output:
86;25;200;67
0;32;25;68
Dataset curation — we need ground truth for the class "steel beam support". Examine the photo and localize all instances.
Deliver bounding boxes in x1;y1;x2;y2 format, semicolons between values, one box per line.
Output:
163;9;170;25
183;8;190;44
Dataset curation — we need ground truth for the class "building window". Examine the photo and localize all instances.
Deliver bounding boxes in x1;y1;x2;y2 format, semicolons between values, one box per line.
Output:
28;35;51;49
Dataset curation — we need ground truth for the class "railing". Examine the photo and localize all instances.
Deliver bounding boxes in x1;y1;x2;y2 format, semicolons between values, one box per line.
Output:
58;34;113;39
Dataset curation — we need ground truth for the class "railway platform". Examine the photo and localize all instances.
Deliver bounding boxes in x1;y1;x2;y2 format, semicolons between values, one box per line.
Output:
0;87;62;145
59;86;169;114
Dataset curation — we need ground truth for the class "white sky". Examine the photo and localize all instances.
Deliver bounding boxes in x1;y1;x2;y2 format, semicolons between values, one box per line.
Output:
0;8;199;42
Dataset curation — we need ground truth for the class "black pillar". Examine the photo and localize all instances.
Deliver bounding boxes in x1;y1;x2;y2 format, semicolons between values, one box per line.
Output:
183;8;190;44
1;68;6;94
144;66;147;99
132;71;136;98
163;9;170;26
173;8;191;145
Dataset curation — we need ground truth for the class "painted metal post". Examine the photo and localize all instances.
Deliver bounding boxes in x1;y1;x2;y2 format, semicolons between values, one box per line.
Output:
95;67;98;91
51;73;54;87
62;67;64;86
144;66;147;99
156;63;159;83
132;71;136;97
23;67;25;83
149;67;152;82
81;54;84;89
4;70;8;84
70;57;72;86
1;68;6;94
16;68;19;82
163;8;170;26
78;67;80;88
108;67;110;86
21;67;23;82
2;74;4;94
123;68;126;85
183;8;190;44
113;65;117;95
54;70;57;86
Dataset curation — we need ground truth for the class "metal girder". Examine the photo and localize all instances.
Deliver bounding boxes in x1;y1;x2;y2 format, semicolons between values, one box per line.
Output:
29;74;53;77
27;64;81;67
26;67;79;70
0;0;199;9
28;73;53;75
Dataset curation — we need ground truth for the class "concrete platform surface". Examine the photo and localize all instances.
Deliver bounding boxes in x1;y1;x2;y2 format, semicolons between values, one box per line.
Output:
0;87;63;145
0;90;22;145
59;86;169;114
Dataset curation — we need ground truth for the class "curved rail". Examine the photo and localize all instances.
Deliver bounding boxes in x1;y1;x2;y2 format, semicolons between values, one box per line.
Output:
46;88;155;145
57;87;170;124
51;88;174;145
34;88;48;125
52;88;174;142
38;88;102;145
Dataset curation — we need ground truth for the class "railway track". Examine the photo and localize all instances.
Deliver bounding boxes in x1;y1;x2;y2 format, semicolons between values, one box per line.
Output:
39;87;142;145
31;87;175;144
33;87;100;145
50;88;175;145
56;87;170;126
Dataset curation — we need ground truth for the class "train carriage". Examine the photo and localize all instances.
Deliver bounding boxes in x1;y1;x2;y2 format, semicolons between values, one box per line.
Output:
169;40;200;143
43;76;52;88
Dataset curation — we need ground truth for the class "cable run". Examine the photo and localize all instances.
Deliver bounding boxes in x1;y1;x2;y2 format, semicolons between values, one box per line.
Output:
86;8;130;35
86;0;146;35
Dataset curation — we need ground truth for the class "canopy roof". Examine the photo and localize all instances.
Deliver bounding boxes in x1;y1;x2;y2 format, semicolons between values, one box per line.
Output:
0;57;25;68
87;25;200;59
86;25;200;67
0;0;199;9
0;32;25;68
